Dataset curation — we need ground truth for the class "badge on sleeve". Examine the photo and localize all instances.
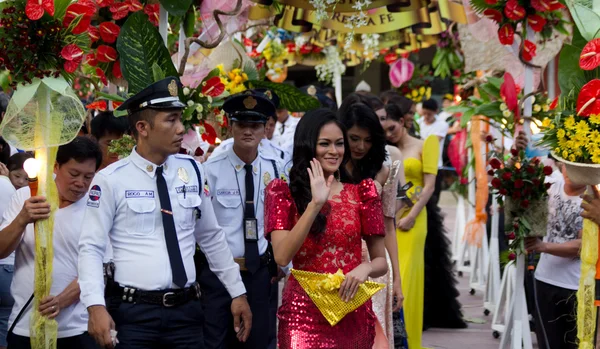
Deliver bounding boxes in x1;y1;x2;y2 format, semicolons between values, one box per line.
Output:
263;172;271;186
87;185;101;208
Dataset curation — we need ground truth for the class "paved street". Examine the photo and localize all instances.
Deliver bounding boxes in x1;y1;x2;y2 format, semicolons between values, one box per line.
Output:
425;192;539;349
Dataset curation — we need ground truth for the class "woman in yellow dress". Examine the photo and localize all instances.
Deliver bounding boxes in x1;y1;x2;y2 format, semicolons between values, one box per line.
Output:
383;102;438;349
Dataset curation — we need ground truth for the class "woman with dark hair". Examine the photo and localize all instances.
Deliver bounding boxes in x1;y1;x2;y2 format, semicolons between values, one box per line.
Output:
384;104;466;349
265;109;388;348
339;102;406;348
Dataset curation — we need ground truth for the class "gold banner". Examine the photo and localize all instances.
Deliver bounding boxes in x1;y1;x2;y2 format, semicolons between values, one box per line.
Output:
278;0;415;13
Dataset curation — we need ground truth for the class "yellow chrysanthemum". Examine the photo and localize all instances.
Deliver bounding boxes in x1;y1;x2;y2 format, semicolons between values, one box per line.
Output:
411;90;418;98
542;105;550;112
569;154;576;162
533;104;541;113
591;130;600;142
425;87;432;100
590;114;600;125
554;147;561;154
550;123;555;130
542;118;551;127
562;150;570;159
419;86;425;95
592;153;600;164
216;64;225;75
575;120;591;135
564;116;576;130
557;129;566;139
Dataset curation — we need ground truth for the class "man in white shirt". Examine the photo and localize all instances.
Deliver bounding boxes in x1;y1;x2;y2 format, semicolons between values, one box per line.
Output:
417;99;449;203
0;137;102;348
78;77;251;349
202;90;284;349
525;164;584;349
270;109;298;150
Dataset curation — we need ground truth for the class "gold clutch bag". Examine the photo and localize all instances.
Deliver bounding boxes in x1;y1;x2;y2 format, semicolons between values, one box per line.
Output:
291;269;385;326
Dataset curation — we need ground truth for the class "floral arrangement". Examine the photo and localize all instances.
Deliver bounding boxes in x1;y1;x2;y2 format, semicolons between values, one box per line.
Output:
540;30;600;164
179;66;229;129
432;27;463;79
470;0;569;62
489;149;553;257
398;65;433;102
0;0;92;87
360;34;381;65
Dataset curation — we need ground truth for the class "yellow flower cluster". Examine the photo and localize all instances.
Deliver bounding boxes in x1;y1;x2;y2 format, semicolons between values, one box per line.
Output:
406;86;432;103
216;64;248;95
317;269;345;291
554;115;600;164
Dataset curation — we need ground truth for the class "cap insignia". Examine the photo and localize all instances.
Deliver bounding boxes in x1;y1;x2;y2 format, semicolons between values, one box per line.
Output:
168;80;178;97
243;96;258;110
307;85;317;96
264;90;273;100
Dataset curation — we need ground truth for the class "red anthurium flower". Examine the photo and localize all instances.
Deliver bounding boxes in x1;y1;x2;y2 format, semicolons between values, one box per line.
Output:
577;79;600;117
61;43;84;62
97;0;115;7
88;26;100;42
144;4;160;26
549;97;558;110
504;0;526;21
500;72;519;114
498;24;515;45
522;40;537;61
110;2;130;20
64;60;81;73
26;0;55;20
97;45;118;63
299;45;312;55
112;61;122;79
531;0;564;11
580;38;600;70
63;3;96;35
96;68;108;85
126;0;143;12
85;53;98;66
286;43;296;53
99;22;120;44
202;77;225;97
313;46;323;54
484;0;498;4
527;14;546;32
384;53;399;65
201;122;218;144
483;9;502;23
86;100;108;111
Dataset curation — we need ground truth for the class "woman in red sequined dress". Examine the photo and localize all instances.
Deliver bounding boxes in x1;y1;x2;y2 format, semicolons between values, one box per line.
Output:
264;109;388;349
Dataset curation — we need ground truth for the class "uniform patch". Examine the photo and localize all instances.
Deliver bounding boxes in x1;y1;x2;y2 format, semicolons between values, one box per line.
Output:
125;190;155;198
176;185;199;194
87;185;101;208
216;189;239;196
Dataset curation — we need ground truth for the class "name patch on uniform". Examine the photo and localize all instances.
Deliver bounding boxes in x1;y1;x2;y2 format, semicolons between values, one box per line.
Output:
87;185;101;208
176;185;198;194
216;189;239;196
125;190;155;198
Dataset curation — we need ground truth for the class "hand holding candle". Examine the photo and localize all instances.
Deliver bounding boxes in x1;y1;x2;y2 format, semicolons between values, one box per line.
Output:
23;157;40;197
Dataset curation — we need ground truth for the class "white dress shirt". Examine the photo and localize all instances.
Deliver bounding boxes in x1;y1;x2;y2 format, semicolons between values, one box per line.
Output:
0;176;16;265
78;148;246;308
211;138;291;167
271;115;299;150
204;147;284;258
1;188;89;338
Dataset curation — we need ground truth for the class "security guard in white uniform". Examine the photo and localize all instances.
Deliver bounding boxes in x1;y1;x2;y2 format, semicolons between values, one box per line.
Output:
200;90;284;349
78;77;252;349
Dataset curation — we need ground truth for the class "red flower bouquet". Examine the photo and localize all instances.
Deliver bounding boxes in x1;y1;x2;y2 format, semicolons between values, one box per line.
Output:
489;150;551;254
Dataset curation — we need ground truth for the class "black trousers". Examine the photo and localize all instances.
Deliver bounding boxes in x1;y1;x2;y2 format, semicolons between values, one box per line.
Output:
108;299;204;349
7;332;100;349
533;280;578;349
267;281;278;349
199;263;270;349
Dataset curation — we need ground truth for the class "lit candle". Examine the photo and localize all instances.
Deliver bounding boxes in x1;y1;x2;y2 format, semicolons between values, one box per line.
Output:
23;157;40;197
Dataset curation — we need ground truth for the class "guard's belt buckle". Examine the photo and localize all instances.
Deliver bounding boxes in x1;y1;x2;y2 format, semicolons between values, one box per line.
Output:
162;292;176;307
234;258;248;271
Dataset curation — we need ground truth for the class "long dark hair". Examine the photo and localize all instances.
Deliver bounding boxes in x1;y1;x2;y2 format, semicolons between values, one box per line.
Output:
289;109;350;234
339;103;386;183
385;103;406;123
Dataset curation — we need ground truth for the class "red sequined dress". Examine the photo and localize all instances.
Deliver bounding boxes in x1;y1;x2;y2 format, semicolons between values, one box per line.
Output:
265;178;385;349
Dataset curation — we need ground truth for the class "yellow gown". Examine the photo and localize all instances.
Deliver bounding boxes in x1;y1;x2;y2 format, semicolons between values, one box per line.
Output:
396;135;439;349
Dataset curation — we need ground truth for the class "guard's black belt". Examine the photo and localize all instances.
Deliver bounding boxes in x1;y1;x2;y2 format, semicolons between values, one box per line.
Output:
114;282;200;307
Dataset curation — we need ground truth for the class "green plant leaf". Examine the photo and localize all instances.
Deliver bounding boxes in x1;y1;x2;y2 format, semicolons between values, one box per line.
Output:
183;7;196;37
475;101;503;118
117;12;179;94
158;0;193;16
566;0;600;41
96;91;127;102
459;109;475;127
206;68;221;80
243;60;259;81
246;80;321;112
54;0;71;20
152;63;166;82
558;44;585;98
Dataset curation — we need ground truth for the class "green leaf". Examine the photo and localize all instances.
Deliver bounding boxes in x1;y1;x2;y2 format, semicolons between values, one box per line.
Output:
247;80;321;112
243;60;259;81
117;12;179;94
158;0;193;16
558;44;585;98
206;68;221;80
54;0;71;20
183;7;196;37
475;101;503;118
566;0;600;41
460;109;475;127
152;63;166;82
96;91;127;102
445;105;471;113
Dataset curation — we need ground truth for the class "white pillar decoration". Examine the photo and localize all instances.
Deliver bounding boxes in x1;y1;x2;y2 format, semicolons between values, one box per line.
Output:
159;5;168;46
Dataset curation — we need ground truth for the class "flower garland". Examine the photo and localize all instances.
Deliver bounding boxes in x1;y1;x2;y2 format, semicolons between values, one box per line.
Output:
309;0;338;22
361;34;380;64
315;46;346;86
